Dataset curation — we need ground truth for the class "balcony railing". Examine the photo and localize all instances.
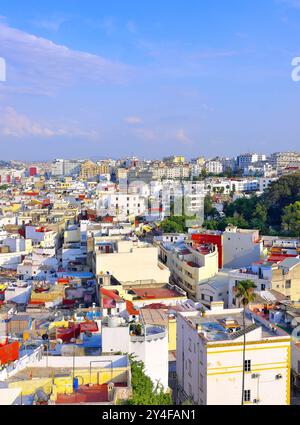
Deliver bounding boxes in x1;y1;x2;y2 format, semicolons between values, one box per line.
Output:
130;331;166;342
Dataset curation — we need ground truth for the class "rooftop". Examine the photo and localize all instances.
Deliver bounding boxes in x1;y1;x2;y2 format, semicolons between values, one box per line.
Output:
182;308;289;343
131;286;184;300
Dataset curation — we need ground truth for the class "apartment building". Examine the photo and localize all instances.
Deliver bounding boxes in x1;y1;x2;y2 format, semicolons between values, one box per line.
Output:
191;226;263;270
51;159;81;177
93;238;170;285
237;153;266;171
103;193;147;218
79;160;100;180
222;226;263;268
159;241;218;300
176;303;291;405
270;152;300;169
228;264;273;308
205;160;223;175
271;258;300;302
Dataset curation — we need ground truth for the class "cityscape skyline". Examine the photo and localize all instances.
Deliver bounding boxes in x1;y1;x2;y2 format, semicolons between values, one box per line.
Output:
1;0;300;160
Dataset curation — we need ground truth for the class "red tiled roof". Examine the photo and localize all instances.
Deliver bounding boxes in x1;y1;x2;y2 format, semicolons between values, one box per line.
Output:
103;298;116;309
79;321;98;333
126;300;139;315
100;287;123;302
142;303;168;310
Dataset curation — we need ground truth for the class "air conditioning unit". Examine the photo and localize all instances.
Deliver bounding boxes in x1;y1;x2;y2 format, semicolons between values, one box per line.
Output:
251;373;260;379
275;374;283;380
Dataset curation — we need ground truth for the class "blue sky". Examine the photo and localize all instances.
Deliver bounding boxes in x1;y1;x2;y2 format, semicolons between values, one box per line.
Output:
0;0;300;160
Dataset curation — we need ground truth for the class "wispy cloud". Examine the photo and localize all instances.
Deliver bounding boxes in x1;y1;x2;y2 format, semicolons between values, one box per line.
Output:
124;116;142;124
0;21;132;96
174;129;192;145
0;106;98;139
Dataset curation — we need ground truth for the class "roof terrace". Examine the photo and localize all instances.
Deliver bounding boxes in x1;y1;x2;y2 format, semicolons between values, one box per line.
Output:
184;309;289;343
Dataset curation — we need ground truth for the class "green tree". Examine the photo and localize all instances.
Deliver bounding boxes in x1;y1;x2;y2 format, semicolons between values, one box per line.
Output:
282;201;300;236
234;279;257;405
262;173;300;227
125;357;172;405
204;195;218;219
250;203;268;231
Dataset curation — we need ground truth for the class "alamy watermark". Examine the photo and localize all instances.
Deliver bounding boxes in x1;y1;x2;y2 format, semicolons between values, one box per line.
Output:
291;57;300;82
0;57;6;82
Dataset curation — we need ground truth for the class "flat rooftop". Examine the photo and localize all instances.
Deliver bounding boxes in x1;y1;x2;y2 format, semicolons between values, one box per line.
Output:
26;354;128;369
131;287;185;300
185;310;289;343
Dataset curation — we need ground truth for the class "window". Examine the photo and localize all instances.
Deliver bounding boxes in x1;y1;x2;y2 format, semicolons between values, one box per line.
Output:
285;280;291;289
244;360;251;372
169;371;176;380
188;337;192;352
261;284;266;291
244;390;251;402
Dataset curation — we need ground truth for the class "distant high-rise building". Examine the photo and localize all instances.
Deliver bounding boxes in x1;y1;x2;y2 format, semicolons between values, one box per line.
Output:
270;152;300;169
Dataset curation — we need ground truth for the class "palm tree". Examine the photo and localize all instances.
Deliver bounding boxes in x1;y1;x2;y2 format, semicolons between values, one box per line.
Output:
234;279;257;405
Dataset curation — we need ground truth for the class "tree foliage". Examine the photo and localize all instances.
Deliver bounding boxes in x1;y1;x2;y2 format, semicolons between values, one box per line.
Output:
282;201;300;236
125;357;173;405
203;173;300;236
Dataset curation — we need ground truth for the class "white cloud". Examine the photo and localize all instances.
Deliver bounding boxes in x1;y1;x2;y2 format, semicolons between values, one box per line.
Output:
124;116;142;124
0;106;98;139
0;21;131;96
175;129;192;145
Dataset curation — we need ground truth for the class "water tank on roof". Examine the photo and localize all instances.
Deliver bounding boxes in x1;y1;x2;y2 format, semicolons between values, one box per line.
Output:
107;316;121;328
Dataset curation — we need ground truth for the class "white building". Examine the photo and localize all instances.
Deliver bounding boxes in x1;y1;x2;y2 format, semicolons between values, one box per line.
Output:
101;316;169;390
237;153;266;170
258;177;278;192
93;238;170;285
159;241;218;300
25;226;58;248
176;303;291;405
205;160;223;175
222;226;263;269
97;193;147;219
